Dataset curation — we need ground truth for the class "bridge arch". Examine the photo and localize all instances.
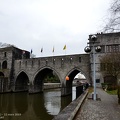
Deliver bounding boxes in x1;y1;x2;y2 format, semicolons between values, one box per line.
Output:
65;67;89;83
33;66;62;93
0;72;4;77
61;67;89;96
15;71;29;92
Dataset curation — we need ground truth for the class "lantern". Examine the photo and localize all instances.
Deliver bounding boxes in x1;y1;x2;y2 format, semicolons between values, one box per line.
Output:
66;76;69;81
95;46;101;52
84;46;91;53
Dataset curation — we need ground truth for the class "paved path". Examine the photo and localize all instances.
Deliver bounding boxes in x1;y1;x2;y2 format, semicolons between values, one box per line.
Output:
74;88;120;120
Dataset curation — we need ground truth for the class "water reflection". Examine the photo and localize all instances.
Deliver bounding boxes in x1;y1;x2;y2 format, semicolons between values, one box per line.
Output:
72;87;76;101
0;88;72;120
15;93;28;114
33;92;53;120
44;89;61;115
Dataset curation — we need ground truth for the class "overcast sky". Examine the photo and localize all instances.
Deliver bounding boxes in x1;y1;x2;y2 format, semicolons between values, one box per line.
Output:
0;0;110;57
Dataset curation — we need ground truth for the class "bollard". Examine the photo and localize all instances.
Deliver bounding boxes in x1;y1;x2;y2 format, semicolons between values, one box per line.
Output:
92;92;98;100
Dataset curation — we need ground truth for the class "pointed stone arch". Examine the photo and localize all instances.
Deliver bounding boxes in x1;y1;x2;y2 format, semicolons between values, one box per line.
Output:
65;67;88;83
15;71;29;92
33;66;62;93
61;67;89;96
2;60;7;69
0;72;4;77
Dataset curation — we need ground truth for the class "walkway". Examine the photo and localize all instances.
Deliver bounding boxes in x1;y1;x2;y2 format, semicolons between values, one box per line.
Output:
74;88;120;120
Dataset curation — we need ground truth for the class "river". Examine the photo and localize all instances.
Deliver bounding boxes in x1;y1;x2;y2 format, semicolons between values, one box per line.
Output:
0;87;77;120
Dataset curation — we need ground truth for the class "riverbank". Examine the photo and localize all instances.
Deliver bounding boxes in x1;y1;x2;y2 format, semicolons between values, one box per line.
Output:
53;90;88;120
43;83;61;90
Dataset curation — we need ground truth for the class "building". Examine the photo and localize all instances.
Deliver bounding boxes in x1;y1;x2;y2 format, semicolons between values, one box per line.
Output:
0;46;30;92
88;32;120;87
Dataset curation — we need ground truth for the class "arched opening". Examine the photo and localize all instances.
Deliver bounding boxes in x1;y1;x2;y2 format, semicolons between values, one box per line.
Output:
73;72;86;85
65;69;88;97
34;68;60;92
0;72;4;77
0;62;1;69
15;71;29;92
2;61;7;69
4;52;7;57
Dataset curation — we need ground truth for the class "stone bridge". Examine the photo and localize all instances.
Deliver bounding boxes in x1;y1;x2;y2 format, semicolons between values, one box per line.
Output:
0;46;90;96
13;54;90;96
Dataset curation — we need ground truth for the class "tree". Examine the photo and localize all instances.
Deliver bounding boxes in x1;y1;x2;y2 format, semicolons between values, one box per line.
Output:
104;0;120;32
100;52;120;84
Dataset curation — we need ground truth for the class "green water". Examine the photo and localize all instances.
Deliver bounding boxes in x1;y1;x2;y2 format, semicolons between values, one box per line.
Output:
0;89;72;120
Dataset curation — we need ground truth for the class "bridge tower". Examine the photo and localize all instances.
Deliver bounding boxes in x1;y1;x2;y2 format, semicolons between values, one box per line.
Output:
0;46;30;93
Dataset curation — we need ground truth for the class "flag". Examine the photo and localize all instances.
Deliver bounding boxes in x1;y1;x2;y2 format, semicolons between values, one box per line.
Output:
63;45;66;50
41;48;43;53
52;46;54;52
31;49;33;54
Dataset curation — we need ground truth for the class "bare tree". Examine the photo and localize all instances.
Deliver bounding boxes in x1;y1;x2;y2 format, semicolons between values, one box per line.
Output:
0;42;16;48
104;0;120;32
100;52;120;83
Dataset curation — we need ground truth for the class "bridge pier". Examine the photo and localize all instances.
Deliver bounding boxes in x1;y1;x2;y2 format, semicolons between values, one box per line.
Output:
61;86;72;96
29;84;43;94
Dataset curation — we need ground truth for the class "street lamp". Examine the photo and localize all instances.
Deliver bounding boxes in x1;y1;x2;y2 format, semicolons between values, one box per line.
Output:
84;35;101;100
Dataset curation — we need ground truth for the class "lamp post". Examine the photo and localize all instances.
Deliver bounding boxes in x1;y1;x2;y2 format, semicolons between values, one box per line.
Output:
84;35;101;100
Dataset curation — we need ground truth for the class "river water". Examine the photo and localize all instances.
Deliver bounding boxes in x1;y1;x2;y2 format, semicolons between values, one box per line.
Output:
0;88;76;120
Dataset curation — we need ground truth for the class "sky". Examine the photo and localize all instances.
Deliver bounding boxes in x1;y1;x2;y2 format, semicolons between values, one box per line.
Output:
0;0;110;57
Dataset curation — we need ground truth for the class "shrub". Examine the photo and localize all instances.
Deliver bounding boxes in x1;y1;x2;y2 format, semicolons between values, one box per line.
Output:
101;83;116;90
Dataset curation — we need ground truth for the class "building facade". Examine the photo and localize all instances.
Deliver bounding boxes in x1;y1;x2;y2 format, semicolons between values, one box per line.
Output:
88;32;120;87
0;46;30;92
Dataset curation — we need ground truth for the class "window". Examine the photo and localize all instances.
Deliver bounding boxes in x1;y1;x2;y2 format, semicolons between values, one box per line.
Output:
96;79;100;83
32;61;34;67
106;45;119;53
2;61;7;69
46;60;48;66
38;60;40;66
19;61;21;68
79;57;81;62
100;46;105;53
25;61;27;67
4;52;7;57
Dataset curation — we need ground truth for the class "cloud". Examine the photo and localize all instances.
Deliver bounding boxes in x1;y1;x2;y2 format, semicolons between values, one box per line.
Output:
0;0;110;57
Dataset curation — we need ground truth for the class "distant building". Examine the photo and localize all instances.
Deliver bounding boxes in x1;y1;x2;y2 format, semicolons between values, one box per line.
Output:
73;78;87;84
88;32;120;87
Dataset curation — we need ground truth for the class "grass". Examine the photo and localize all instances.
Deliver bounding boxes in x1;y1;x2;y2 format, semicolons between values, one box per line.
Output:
88;87;93;93
88;87;118;95
106;89;117;95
